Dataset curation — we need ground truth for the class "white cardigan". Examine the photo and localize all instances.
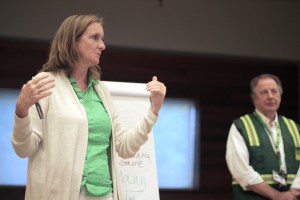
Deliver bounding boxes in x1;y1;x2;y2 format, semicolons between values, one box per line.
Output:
11;72;157;200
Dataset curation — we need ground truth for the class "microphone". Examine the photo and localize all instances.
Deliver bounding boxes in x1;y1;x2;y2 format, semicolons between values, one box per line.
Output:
35;102;44;119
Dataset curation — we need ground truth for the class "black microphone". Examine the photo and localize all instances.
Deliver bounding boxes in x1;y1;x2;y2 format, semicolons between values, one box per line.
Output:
35;102;44;119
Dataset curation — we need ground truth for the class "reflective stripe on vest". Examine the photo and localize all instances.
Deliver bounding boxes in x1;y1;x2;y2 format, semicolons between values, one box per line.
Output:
282;116;300;148
232;173;297;185
240;115;260;146
287;174;296;184
232;174;275;185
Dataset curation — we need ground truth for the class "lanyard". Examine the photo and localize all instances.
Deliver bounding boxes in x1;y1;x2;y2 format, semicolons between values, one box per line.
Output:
253;112;282;167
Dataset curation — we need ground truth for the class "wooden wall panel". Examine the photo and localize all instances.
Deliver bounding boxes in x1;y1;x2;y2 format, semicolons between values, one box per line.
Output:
0;37;299;200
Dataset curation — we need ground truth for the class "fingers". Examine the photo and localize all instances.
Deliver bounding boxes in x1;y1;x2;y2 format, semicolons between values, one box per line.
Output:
146;77;166;111
21;73;55;106
28;73;55;98
147;76;166;92
16;73;55;118
30;72;49;84
152;76;157;81
147;76;166;115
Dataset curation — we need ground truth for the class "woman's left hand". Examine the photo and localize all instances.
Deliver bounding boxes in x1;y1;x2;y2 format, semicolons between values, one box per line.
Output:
146;76;167;116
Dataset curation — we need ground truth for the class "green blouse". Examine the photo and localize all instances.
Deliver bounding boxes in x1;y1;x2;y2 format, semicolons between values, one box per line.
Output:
69;76;113;197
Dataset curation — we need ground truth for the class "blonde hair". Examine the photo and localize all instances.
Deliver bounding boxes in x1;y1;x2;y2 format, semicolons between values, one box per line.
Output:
42;14;103;79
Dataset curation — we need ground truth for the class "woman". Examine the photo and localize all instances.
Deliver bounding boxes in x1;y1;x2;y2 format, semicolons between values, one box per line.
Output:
12;14;166;200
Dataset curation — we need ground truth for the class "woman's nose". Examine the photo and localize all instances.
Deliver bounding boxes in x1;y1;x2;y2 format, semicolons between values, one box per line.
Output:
98;40;106;50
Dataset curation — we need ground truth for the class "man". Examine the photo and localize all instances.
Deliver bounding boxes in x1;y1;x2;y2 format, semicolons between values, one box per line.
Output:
226;74;300;200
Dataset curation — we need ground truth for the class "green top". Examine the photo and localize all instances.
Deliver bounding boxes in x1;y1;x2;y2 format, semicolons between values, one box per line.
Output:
69;76;113;197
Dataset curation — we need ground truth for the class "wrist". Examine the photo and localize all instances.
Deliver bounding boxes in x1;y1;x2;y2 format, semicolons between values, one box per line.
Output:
15;101;29;118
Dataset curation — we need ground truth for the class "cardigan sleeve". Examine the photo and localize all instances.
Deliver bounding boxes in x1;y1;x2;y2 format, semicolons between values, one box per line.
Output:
96;81;158;159
113;109;157;158
11;72;53;158
11;106;43;158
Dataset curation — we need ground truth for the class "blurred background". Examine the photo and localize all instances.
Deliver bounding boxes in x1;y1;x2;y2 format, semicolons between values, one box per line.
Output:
0;0;300;199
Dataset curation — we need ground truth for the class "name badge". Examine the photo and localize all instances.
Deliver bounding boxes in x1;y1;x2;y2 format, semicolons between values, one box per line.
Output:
272;170;286;186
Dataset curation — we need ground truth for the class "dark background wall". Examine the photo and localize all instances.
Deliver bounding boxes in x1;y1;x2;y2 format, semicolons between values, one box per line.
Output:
0;38;299;200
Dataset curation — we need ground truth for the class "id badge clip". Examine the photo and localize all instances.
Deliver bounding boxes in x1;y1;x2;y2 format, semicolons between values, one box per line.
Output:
272;170;287;186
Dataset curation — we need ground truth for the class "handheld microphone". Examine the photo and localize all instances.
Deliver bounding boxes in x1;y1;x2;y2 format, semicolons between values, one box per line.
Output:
35;102;44;119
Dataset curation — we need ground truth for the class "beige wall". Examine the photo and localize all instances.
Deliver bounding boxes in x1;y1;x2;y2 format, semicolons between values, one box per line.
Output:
0;0;300;61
